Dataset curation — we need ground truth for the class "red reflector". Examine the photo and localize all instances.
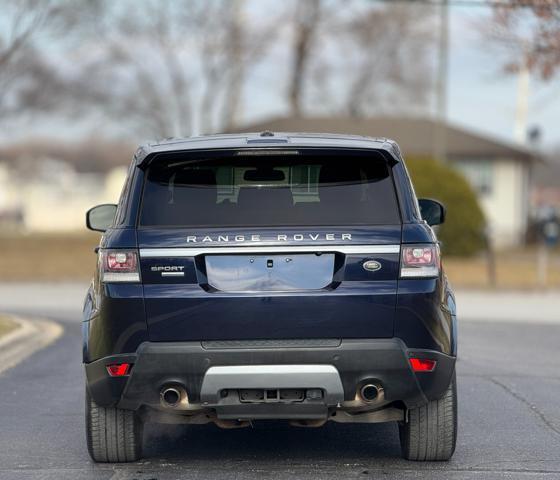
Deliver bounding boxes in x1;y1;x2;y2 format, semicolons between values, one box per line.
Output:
410;358;436;372
106;363;131;377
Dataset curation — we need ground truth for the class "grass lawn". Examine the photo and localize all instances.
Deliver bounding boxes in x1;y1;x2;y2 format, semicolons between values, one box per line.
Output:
0;233;558;289
0;232;99;281
444;249;560;289
0;316;19;338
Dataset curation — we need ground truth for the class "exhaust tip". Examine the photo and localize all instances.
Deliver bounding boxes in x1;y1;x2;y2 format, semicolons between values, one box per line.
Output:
360;384;379;402
161;387;182;407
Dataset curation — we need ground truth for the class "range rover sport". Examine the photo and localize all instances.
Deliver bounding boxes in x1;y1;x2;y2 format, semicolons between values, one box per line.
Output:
83;132;457;462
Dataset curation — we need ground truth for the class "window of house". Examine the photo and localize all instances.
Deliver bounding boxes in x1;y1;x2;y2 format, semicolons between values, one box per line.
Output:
453;159;494;195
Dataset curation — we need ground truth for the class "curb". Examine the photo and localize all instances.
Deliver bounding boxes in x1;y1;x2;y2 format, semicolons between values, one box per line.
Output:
0;315;63;375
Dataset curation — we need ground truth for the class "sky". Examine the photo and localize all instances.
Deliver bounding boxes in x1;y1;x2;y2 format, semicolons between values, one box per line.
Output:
445;6;560;149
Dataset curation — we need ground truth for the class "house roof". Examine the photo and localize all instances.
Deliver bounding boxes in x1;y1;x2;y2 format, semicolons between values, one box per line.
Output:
235;116;537;162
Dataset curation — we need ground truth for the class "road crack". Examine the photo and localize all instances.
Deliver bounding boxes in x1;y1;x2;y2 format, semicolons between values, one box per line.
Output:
488;376;560;438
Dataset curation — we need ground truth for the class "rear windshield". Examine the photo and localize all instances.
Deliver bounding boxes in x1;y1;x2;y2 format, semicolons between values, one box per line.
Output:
139;154;400;227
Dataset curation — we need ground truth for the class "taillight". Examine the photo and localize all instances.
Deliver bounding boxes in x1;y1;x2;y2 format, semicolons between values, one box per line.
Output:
106;363;132;377
100;250;140;283
409;358;437;372
400;244;440;278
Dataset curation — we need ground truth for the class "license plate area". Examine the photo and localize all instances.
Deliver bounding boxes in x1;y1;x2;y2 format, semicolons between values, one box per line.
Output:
204;254;335;292
236;388;317;403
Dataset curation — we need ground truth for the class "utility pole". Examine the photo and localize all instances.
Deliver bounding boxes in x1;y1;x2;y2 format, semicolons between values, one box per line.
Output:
514;49;530;144
433;0;449;163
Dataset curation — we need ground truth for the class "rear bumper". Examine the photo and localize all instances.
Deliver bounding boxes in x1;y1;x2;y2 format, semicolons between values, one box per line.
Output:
85;338;455;416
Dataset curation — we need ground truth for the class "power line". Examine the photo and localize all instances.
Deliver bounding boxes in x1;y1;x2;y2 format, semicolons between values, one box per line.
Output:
372;0;560;7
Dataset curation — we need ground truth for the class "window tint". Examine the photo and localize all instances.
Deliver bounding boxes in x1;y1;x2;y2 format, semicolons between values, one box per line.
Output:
139;155;400;227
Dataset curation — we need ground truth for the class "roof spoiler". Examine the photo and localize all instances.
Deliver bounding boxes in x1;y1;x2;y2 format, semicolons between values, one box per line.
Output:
135;144;401;170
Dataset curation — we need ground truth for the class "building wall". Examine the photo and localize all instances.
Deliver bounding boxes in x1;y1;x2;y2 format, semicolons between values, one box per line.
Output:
453;157;529;248
479;159;528;247
0;161;128;232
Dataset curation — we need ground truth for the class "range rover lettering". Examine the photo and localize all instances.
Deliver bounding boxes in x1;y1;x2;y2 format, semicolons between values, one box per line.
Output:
83;132;457;463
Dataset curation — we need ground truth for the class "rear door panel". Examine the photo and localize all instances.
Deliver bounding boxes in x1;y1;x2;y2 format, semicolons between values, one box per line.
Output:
139;227;401;341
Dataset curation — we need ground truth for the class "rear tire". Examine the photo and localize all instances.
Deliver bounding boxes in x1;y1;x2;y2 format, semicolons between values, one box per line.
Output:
86;388;143;463
399;372;457;461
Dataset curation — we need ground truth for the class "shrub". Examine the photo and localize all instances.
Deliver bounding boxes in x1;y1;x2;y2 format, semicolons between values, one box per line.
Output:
404;157;486;256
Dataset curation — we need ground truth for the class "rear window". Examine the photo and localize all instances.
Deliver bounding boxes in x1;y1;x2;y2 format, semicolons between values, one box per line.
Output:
139;154;400;227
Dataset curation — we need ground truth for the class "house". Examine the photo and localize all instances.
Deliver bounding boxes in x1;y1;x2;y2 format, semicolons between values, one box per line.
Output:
0;159;127;232
0;139;133;232
235;116;537;247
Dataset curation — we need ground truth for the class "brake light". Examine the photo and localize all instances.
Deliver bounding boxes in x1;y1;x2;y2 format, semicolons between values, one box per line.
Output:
409;358;437;372
106;363;131;377
400;244;440;278
100;250;140;283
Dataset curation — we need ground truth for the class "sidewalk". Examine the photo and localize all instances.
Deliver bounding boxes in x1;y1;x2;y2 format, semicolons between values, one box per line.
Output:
0;282;88;318
456;289;560;324
0;283;557;325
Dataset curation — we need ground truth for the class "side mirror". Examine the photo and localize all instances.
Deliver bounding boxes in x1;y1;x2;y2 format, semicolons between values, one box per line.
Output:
418;198;446;226
86;204;117;232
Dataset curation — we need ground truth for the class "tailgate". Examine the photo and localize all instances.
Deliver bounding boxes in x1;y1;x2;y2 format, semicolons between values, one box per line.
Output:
137;149;403;341
139;227;401;341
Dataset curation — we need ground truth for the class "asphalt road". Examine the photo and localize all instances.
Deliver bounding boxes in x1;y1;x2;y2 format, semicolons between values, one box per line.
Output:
0;285;559;479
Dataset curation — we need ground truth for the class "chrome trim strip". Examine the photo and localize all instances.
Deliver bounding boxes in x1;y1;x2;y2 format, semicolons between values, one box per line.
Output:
199;364;344;405
206;364;338;375
161;271;185;277
140;244;400;257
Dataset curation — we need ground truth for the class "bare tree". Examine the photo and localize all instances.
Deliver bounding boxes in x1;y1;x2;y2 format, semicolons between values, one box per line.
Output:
0;2;48;70
483;0;560;80
287;0;323;116
341;3;436;117
63;1;200;138
220;0;245;131
0;0;69;122
0;0;437;141
216;0;280;131
58;0;279;138
282;1;436;118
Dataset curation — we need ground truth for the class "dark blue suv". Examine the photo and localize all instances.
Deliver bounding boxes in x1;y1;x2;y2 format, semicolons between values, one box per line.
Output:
84;132;457;463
